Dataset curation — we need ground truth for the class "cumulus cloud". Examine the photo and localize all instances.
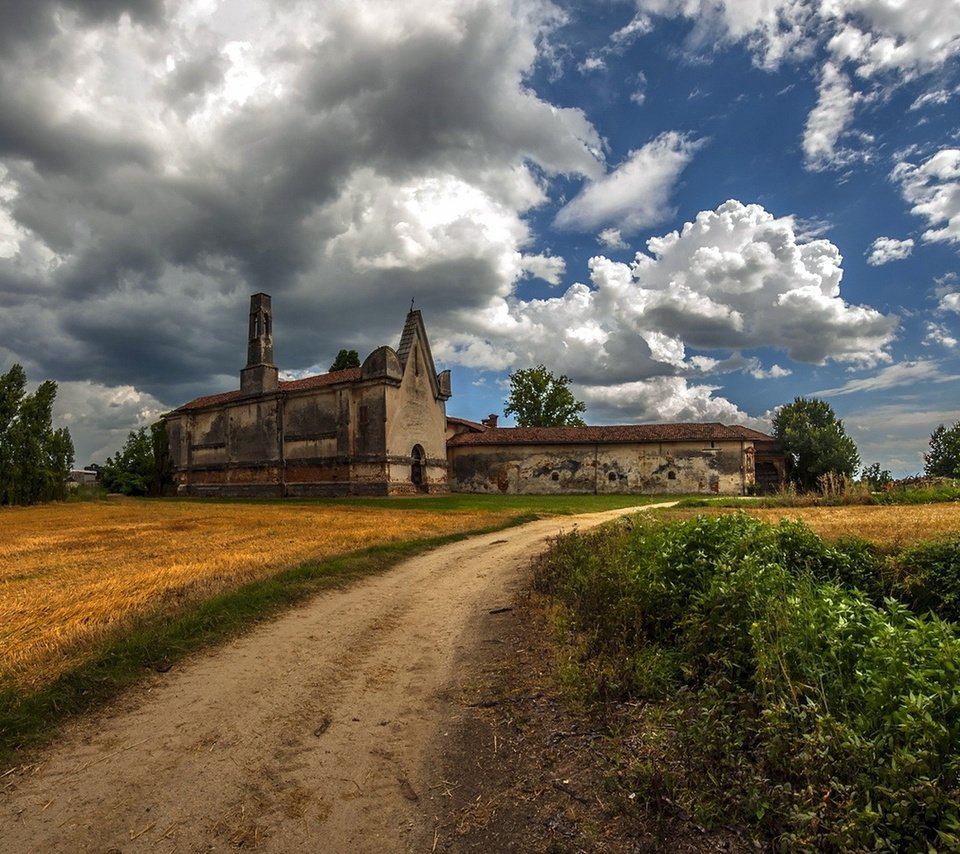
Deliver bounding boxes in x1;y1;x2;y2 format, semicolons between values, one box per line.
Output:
577;376;771;430
443;200;896;417
554;132;704;234
894;149;960;244
866;236;915;265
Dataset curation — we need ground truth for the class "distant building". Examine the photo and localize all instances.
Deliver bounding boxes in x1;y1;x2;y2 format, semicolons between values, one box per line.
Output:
163;294;783;497
446;422;783;495
163;294;451;497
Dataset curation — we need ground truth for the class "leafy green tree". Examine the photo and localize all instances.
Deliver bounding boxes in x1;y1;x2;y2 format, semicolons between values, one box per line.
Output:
102;421;172;496
330;349;361;371
504;364;587;427
0;364;74;505
860;462;893;490
924;421;960;478
772;397;860;492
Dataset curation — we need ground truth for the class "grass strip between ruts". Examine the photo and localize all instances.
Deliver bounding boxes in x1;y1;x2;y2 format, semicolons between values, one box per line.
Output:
0;512;540;771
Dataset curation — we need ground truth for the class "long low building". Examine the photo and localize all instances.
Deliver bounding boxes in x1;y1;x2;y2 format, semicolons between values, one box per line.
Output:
446;421;784;495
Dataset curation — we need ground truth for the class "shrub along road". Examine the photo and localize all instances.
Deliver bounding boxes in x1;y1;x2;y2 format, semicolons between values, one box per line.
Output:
1;504;660;853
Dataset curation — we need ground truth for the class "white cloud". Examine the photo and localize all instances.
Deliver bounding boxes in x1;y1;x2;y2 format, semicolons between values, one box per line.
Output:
749;362;792;379
441;201;897;418
635;0;960;171
866;236;914;265
521;252;566;285
894;149;960;244
803;63;861;171
554;132;704;234
598;228;628;249
910;87;960;111
578;375;770;429
812;359;960;397
635;0;960;77
629;70;648;105
612;14;653;46
924;322;958;348
578;55;605;73
940;292;960;313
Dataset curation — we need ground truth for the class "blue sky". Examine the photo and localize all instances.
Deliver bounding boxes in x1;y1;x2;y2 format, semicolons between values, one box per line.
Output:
1;0;959;476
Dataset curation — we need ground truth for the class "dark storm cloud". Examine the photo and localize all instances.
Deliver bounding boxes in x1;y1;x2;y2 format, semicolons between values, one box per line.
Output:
0;0;607;463
0;0;163;56
0;81;157;179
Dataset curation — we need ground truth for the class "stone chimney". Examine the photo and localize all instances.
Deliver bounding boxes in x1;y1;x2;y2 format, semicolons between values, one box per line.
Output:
240;293;279;395
481;414;498;428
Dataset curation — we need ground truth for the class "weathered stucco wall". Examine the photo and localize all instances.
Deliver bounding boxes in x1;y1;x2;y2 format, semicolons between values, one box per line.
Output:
448;440;753;495
384;334;449;493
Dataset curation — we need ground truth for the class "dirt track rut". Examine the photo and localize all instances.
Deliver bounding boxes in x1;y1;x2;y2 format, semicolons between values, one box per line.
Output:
1;506;654;853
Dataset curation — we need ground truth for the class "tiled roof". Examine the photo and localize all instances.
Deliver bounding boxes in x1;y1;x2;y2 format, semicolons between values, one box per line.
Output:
171;367;363;412
446;416;488;432
446;423;775;447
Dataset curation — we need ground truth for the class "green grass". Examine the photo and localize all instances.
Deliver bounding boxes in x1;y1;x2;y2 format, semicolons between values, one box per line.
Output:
670;479;960;510
0;511;540;771
161;492;673;513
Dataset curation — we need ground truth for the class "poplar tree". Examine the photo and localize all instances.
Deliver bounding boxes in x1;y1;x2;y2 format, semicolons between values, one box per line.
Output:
0;364;74;504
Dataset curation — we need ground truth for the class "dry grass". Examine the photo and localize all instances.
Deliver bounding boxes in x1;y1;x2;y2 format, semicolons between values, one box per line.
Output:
660;502;960;548
1;499;513;691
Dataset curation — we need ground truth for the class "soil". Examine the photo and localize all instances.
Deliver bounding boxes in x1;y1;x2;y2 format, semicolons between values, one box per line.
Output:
1;505;745;853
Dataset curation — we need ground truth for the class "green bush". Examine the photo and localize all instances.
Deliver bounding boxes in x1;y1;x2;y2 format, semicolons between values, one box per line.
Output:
894;536;960;623
537;514;960;851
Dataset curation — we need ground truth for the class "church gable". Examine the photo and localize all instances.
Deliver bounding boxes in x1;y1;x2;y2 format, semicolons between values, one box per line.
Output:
396;310;451;402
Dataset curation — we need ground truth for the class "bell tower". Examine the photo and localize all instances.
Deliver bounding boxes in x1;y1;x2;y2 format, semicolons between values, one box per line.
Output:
240;292;279;395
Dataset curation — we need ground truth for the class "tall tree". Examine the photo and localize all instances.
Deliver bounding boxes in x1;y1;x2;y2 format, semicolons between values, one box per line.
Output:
772;397;860;492
924;422;960;478
0;365;74;504
102;422;172;496
330;349;361;371
504;365;587;427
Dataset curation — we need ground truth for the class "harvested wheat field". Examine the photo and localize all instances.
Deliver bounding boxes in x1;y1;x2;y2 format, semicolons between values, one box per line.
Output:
0;499;513;692
663;502;960;547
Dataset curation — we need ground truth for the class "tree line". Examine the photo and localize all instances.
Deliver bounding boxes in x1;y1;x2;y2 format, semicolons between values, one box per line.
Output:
4;359;958;503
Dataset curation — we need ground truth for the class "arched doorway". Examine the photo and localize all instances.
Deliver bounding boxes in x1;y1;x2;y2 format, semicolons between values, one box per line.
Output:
410;444;427;492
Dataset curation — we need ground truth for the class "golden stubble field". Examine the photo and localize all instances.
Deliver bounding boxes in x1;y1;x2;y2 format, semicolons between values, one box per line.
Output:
659;502;960;547
1;499;514;692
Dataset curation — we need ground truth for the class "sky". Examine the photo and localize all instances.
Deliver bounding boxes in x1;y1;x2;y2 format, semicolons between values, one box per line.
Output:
1;0;959;476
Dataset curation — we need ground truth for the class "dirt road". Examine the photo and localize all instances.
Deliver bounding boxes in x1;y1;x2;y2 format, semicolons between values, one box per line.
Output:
2;505;651;854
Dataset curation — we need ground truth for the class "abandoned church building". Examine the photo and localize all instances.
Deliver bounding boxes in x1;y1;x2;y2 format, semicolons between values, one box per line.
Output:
164;294;784;497
164;294;451;496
